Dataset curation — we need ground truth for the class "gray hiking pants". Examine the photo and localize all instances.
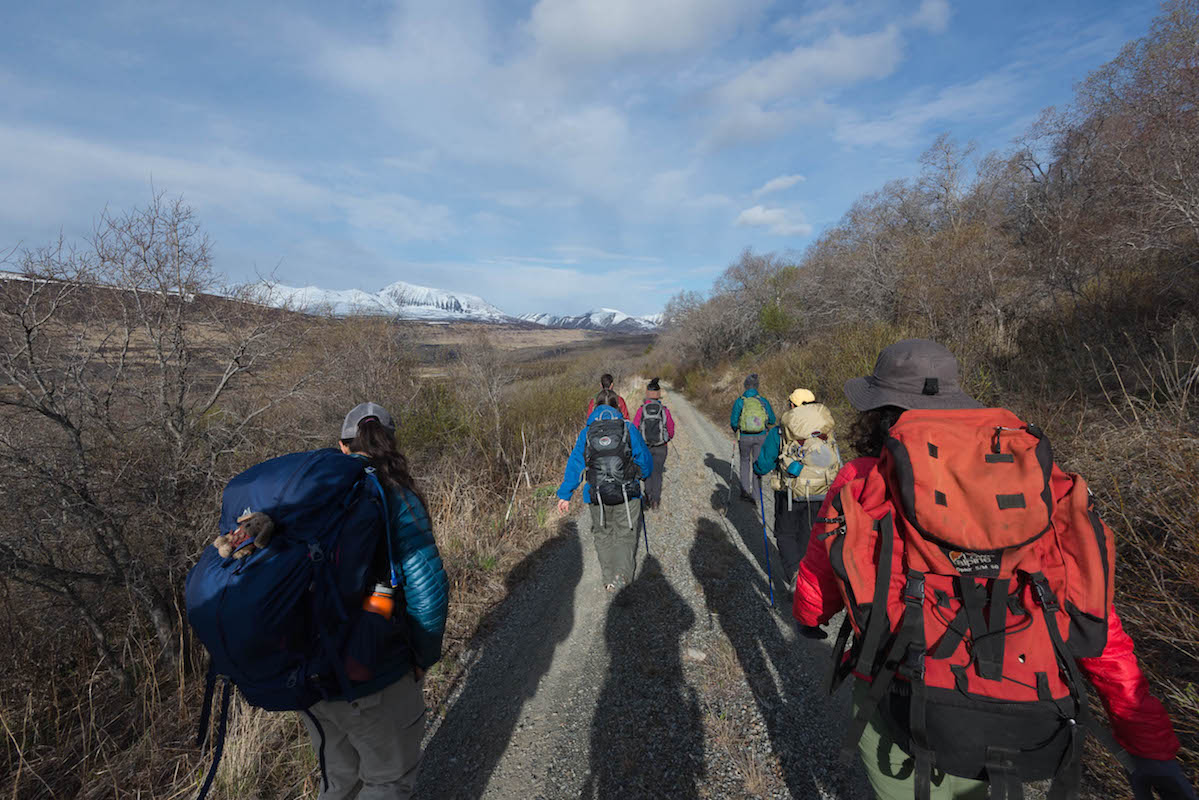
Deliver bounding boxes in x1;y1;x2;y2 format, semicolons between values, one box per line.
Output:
738;432;767;497
300;671;426;800
589;498;643;587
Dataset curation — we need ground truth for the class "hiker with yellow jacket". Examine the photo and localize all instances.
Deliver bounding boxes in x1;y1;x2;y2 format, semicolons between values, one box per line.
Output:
752;388;841;590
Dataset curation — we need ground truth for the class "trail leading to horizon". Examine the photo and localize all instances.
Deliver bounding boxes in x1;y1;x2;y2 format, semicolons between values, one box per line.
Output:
418;390;868;799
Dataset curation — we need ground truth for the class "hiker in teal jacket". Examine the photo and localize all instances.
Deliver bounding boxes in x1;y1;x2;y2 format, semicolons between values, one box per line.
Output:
730;374;776;503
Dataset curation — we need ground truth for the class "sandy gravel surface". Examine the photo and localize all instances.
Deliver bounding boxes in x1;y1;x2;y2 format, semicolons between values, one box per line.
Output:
418;390;871;799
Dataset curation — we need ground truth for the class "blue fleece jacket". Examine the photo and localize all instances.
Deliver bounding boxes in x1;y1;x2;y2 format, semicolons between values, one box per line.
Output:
730;389;777;432
557;405;654;503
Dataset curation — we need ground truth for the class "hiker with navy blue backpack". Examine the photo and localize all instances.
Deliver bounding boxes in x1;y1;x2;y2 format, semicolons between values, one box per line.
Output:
557;388;653;592
185;401;448;800
632;377;675;510
730;374;776;504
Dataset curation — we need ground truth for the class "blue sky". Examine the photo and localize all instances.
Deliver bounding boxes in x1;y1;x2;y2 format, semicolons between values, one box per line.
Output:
0;0;1161;317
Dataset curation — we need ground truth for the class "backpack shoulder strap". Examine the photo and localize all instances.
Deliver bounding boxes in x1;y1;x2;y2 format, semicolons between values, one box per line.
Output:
364;467;398;588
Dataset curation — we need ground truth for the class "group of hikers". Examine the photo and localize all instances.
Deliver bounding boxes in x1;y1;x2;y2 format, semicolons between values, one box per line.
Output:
183;340;1194;800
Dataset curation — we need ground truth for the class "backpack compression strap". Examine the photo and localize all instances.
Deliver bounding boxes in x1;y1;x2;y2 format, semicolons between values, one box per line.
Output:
194;670;233;800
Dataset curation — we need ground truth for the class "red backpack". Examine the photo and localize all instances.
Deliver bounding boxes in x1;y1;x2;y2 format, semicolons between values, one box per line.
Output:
818;408;1127;799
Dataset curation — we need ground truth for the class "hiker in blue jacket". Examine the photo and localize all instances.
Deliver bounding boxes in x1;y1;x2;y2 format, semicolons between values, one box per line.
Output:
730;374;776;503
300;402;449;800
556;388;654;592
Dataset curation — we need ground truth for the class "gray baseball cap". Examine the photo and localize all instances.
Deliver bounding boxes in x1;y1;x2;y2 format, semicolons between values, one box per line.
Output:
340;402;396;440
844;339;981;411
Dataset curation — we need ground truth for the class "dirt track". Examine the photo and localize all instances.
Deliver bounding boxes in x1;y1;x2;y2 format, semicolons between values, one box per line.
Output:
417;389;869;799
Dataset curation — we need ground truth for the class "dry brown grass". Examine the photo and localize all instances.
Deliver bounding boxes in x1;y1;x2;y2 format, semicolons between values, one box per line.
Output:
0;311;650;799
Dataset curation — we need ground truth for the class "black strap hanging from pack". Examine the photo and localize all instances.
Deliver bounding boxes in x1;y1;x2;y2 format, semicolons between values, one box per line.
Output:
1029;572;1133;800
303;709;331;793
194;673;232;800
896;571;934;800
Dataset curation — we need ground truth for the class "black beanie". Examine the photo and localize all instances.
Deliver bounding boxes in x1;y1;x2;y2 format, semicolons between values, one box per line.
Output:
647;377;661;391
744;373;759;389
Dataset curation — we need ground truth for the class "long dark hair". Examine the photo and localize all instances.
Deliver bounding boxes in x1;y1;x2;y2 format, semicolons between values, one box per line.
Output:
341;419;427;508
594;388;620;409
847;405;905;458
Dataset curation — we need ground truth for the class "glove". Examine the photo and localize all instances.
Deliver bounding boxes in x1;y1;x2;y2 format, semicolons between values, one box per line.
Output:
799;624;828;641
1130;757;1197;800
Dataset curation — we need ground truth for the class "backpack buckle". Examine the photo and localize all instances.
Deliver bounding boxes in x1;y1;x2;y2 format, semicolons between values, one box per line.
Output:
308;543;325;562
1032;577;1059;612
898;650;926;682
902;573;925;606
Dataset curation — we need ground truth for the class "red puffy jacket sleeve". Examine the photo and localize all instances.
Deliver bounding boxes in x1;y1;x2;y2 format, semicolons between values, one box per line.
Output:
1078;610;1180;760
792;456;878;626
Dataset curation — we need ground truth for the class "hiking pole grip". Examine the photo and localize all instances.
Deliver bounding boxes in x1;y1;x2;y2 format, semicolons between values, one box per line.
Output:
759;482;774;607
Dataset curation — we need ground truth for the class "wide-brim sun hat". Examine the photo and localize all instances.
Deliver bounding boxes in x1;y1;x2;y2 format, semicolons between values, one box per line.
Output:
341;401;397;439
844;339;981;411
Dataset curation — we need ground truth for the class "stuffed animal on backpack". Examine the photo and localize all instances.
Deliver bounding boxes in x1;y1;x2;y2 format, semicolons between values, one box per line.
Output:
212;511;275;559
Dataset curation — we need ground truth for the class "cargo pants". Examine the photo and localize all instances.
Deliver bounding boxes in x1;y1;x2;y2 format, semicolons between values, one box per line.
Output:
589;498;643;587
300;671;426;800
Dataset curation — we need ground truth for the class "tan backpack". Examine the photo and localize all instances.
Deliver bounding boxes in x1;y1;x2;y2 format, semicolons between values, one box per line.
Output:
772;404;841;503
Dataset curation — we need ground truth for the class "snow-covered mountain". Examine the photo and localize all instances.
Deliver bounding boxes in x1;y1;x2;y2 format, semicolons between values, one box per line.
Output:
253;280;508;322
251;278;661;331
517;308;661;332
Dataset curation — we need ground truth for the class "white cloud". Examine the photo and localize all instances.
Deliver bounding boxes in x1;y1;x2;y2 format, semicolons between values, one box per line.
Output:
0;123;454;242
528;0;765;63
834;71;1021;148
912;0;952;33
734;205;813;236
752;173;806;197
716;27;905;107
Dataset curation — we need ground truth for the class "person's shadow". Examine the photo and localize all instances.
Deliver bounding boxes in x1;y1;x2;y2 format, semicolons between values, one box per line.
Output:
581;555;704;799
418;520;584;798
703;452;780;596
690;516;867;798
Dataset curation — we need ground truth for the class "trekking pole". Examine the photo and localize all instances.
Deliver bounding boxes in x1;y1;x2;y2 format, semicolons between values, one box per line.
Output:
725;432;739;508
758;481;775;607
641;508;650;555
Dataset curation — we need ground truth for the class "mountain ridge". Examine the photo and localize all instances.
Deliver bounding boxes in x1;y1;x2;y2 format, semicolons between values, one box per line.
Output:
255;279;661;330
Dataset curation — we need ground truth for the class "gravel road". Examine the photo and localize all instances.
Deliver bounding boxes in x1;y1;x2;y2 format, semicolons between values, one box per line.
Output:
418;390;871;799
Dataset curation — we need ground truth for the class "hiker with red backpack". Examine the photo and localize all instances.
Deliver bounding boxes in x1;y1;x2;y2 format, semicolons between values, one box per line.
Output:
632;377;675;510
752;388;841;591
730;373;776;503
586;372;630;419
557;388;654;592
793;340;1194;800
186;402;449;800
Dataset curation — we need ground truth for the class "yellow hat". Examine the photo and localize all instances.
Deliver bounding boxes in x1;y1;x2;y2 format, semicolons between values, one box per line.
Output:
789;388;816;406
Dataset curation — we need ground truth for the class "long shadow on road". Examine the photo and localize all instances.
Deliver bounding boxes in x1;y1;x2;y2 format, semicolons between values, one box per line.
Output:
419;521;584;799
581;555;704;799
694;454;868;799
703;453;782;598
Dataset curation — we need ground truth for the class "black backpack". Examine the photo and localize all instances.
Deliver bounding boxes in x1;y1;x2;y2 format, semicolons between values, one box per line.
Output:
639;401;668;447
584;416;637;505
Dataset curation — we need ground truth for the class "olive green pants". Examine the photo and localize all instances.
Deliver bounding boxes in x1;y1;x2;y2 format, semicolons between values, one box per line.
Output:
853;680;988;800
588;498;642;587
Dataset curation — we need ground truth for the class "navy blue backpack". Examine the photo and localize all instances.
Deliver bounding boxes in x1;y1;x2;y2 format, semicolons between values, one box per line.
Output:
185;448;395;798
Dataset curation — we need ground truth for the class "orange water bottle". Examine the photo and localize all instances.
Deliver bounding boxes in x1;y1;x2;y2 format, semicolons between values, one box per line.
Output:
362;583;394;619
